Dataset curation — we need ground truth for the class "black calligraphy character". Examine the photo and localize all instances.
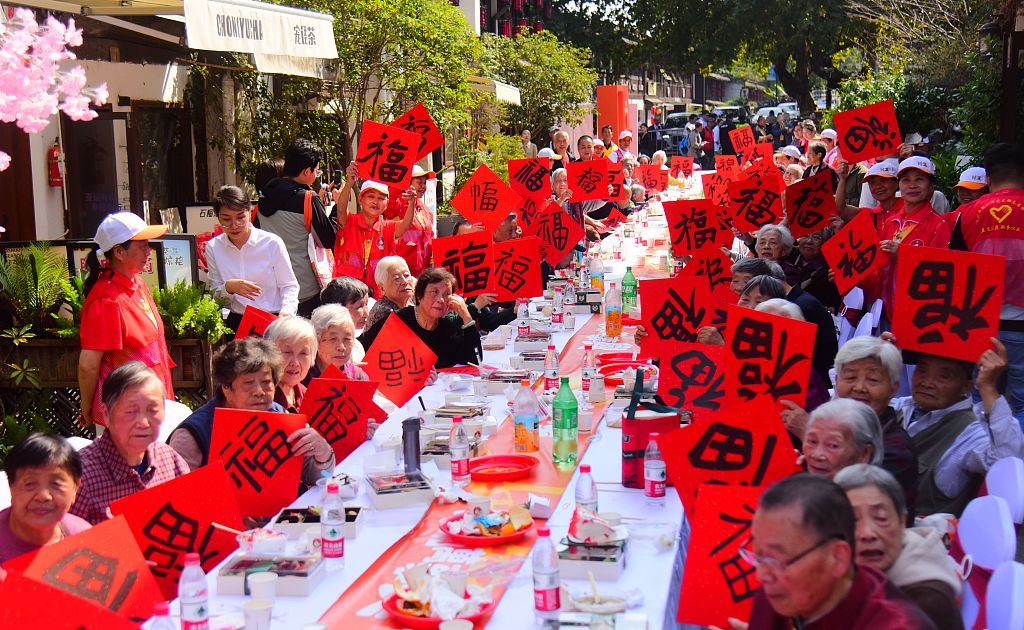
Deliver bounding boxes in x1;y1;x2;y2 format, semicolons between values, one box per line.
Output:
843;114;898;154
791;177;831;229
310;384;362;444
836;229;877;277
42;549;137;612
734;186;780;227
406;346;430;381
607;169;623;198
518;198;539;231
649;287;707;341
459;240;491;294
538;212;571;251
396;117;431;154
668;350;725;410
511;161;548;194
693;255;730;291
910;262;994;343
243;416;291;478
378;349;408;386
377;138;410;183
712;504;759;600
356;132;389;178
574;165;604;194
734;325;809;400
495;249;530;293
141;503;218;578
689;422;752;471
731;318;772;359
470;180;500;215
672;206;710;252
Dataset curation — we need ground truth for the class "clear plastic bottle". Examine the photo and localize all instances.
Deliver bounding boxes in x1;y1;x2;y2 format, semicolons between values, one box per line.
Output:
622;266;638;312
532;525;561;621
513;380;542;453
516;298;530;337
574;464;598;512
151;602;176;630
590;253;605;295
563;279;576;311
450;416;471;487
579;252;591;288
552;376;578;465
644;432;667;507
321;481;346;570
543;344;559;393
581;343;596;394
551;286;564;330
179;552;210;630
604;281;623;338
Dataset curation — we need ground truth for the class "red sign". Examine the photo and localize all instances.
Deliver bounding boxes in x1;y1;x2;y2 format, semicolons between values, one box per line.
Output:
209;408;307;517
566;159;610;201
893;246;1005;362
670;156;694;179
657;342;728;418
515;196;545;235
784;170;839;238
529;203;585;265
677;243;737;296
702;171;732;206
0;570;139;629
728;126;757;156
450;163;520;233
604;207;629;229
821;210;887;295
492;236;544;301
664;199;733;257
111;464;244;599
355;119;421;189
4;516;164;623
715;155;739;175
635;164;668;192
391;102;444;160
742;157;785;191
236;305;278;339
729;175;784;233
508;157;552;202
606;159;629;202
677;484;765;627
724;305;815;408
637;276;722;357
300;377;385;461
743;142;775;168
833;100;902;163
432;231;494;298
363;313;438;406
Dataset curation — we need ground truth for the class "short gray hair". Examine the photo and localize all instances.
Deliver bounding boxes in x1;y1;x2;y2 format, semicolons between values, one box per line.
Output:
834;336;903;386
834;464;907;517
785;164;805;179
755;298;804;320
731;256;774;278
756;224;795;250
630;183;645;197
808;399;884;466
551;168;567;189
622;156;639;169
310;303;353;339
264;316;317;357
741;275;786;299
101;361;164;411
373;256;409;289
652;150;667;164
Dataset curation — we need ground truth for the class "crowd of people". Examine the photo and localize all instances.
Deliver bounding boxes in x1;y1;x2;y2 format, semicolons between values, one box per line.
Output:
1;111;1023;629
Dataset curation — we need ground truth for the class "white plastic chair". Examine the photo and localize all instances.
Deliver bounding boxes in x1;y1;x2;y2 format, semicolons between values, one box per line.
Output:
986;457;1024;525
160;399;194;444
958;495;1018;629
987;561;1024;630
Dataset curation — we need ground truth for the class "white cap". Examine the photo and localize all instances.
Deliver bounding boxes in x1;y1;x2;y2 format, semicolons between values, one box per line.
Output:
538;147;561;161
864;160;898;180
955;166;987;189
619;129;633;140
820;129;837;141
410;164;435;179
780;145;802;159
897;156;935;177
359;180;390;197
94;212;167;253
904;132;925;145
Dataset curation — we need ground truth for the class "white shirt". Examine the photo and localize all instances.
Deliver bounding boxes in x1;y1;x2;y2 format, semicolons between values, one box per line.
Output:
205;227;300;315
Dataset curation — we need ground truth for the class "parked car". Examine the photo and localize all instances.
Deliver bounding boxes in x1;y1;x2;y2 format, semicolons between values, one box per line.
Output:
659;112;694;157
753;102;800;122
712;105;750;124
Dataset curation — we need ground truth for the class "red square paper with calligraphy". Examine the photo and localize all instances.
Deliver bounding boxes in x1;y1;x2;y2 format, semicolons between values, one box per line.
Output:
432;232;494;298
391;102;444;160
606;159;629;202
729;176;784;233
821;210;887;295
893;246;1004;362
209;408;307;517
670;156;694;179
567;159;610;201
728;126;757;157
834;100;902;163
364;313;439;406
636;164;669;192
724;305;815;407
450;163;520;233
742;157;785;191
492;236;544;301
530;204;585;265
508;157;552;202
637;276;717;357
702;171;732;206
0;570;140;629
236;305;277;339
664;199;733;257
678;243;738;296
658;342;728;419
4;516;163;623
784;170;839;239
300;378;384;461
355;119;421;189
111;465;244;599
604;207;629;229
515;196;546;235
744;142;776;167
715;154;739;176
678;484;765;626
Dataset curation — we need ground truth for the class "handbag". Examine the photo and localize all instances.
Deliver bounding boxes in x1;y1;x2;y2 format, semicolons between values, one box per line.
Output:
303;190;334;289
620;367;689;488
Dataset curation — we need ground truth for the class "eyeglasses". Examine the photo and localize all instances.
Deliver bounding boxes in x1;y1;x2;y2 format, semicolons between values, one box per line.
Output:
218;216;249;227
738;534;843;573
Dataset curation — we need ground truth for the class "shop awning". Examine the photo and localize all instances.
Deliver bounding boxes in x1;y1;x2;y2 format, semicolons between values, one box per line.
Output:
468;75;522;106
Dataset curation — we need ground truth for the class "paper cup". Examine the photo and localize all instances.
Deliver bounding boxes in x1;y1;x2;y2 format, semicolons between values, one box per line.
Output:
243;599;273;630
247;572;278;600
588;375;606;403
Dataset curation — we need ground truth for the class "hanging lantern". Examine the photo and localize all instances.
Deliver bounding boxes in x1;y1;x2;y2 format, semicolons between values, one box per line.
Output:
535;0;544;9
534;20;543;32
543;3;552;19
500;20;512;37
512;0;523;12
517;17;529;31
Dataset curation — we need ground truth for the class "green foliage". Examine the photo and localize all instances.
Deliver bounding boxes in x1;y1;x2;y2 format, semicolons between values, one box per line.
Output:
480;30;597;141
451;133;525;205
52;275;85;339
151;281;231;343
547;0;640;82
0;389;53;463
949;50;1002;162
0;243;71;334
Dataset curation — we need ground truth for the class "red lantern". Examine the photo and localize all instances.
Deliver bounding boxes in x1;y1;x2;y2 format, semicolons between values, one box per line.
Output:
534;20;543;32
500;20;512;37
512;0;523;11
517;18;528;29
535;0;544;8
543;3;552;18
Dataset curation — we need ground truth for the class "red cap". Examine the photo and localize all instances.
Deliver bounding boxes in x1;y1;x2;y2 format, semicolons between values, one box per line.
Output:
453;415;463;423
538;526;551;536
581;464;591;473
548;344;555;350
184;552;200;565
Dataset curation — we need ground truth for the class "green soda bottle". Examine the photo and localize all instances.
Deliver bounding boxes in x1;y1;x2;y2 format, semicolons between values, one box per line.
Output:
622;266;638;311
551;376;578;465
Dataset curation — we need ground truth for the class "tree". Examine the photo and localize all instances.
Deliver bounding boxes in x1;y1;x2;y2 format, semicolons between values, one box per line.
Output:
480;30;597;141
546;0;641;83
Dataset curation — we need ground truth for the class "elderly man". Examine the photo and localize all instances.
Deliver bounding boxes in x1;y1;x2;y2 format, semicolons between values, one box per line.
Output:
599;124;618;158
577;135;596;162
739;474;936;629
835;465;963;630
610;130;635;163
521;129;538;158
71;362;190;524
551;131;574;171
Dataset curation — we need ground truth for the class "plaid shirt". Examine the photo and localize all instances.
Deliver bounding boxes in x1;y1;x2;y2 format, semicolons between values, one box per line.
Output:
70;431;190;525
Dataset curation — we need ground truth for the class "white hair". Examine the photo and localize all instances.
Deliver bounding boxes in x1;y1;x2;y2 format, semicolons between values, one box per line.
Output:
808;398;884;466
264;316;317;356
310;303;353;339
756;223;795;250
373;255;409;289
755;298;804;321
834;336;903;386
652;150;667;164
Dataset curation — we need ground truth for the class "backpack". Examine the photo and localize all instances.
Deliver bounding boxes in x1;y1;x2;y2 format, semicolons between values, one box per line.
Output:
678;133;689;154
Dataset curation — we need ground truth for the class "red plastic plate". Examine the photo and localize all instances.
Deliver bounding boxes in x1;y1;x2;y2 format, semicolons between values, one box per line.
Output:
381;593;496;629
598;361;654;386
438;512;535;547
468;454;539;481
595;352;636;366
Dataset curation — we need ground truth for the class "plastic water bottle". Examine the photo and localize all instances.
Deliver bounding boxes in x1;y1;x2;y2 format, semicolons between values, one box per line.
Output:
151;602;176;630
552;376;578;465
179;552;210;630
579;252;590;288
590;254;605;294
533;526;561;620
575;464;598;512
645;432;667;507
551;286;564;330
604;281;623;338
450;416;471;487
322;482;346;570
544;344;559;393
516;298;530;337
581;343;596;393
513;380;542;453
622;266;638;312
563;280;576;311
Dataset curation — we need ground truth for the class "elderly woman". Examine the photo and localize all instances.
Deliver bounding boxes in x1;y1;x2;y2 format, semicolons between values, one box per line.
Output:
72;362;189;524
737;274;787;309
365;255;414;332
1;434;90;563
802;398;883;478
320;276;371;362
835;465;963;630
782;163;805;187
169;338;334;490
264;316;316;412
754;223;801;286
307;304;368;383
360;268;481;369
